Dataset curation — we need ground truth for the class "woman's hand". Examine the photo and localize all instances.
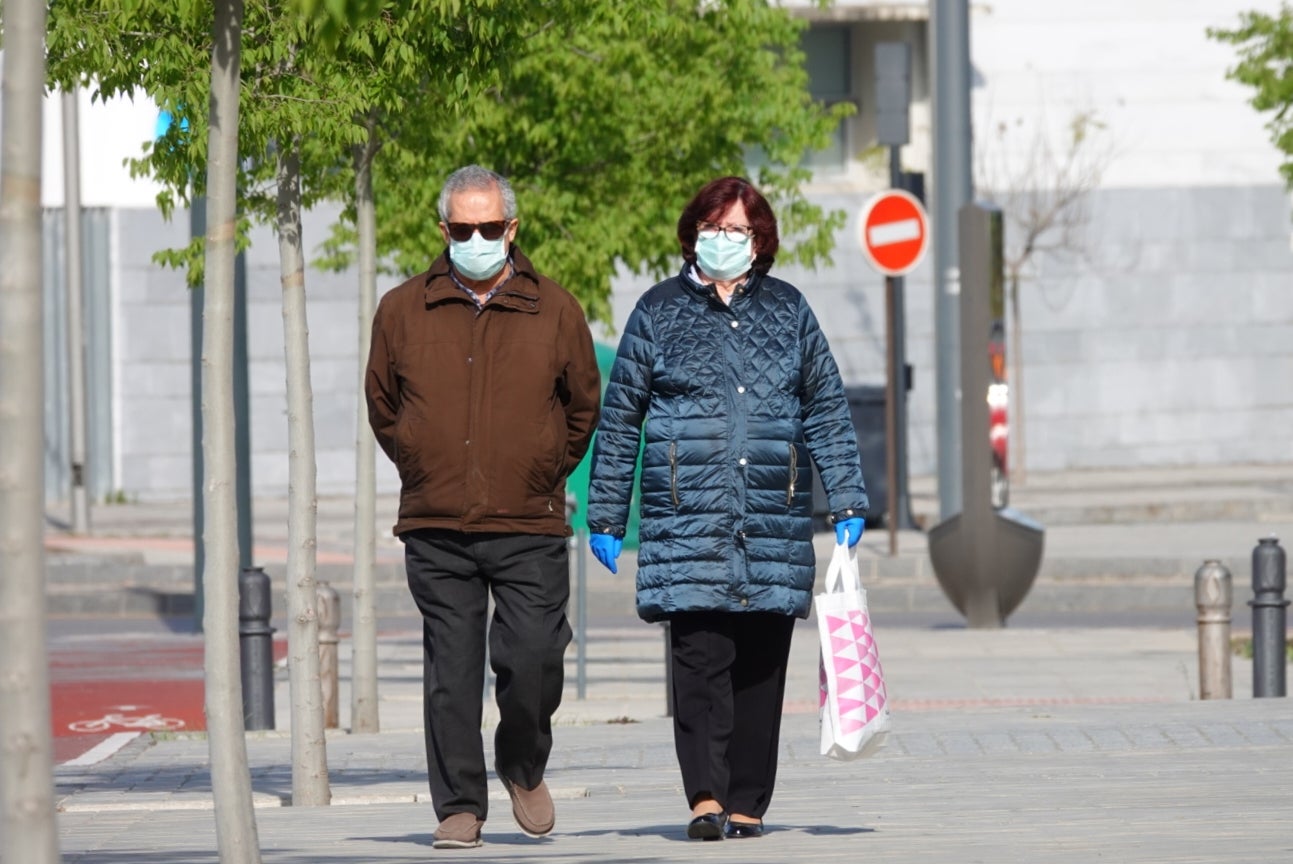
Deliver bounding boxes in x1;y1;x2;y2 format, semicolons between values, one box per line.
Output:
834;517;865;548
589;533;623;574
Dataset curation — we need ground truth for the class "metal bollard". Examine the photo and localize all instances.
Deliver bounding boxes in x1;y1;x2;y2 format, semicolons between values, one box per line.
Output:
1250;536;1288;698
1194;560;1232;700
316;581;341;728
238;566;276;729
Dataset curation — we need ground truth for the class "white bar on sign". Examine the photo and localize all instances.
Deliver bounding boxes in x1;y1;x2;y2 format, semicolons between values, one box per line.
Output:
868;218;921;247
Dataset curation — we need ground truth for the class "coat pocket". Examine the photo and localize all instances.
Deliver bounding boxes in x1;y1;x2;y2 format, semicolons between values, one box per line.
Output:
668;440;680;509
786;441;799;507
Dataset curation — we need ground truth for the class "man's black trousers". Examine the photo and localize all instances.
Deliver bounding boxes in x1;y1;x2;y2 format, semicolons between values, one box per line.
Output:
667;610;797;819
402;529;571;822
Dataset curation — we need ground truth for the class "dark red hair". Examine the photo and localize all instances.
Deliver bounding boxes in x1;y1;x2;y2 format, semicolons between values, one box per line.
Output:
677;176;779;273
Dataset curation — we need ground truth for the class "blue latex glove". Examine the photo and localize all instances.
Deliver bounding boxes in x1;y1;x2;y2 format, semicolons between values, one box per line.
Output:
589;533;623;574
835;517;865;548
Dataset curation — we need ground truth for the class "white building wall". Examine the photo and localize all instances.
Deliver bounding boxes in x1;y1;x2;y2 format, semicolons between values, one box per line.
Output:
13;0;1293;500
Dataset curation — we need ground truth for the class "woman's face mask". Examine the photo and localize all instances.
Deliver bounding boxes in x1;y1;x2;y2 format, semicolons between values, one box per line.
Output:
695;229;753;281
449;232;509;281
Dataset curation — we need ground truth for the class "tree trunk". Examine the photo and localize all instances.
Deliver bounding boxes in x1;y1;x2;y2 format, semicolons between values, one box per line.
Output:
276;143;331;805
0;3;62;861
202;1;263;859
1008;271;1027;485
350;128;381;734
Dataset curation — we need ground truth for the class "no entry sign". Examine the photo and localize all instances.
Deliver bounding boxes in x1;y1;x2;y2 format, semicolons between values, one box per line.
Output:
859;189;929;276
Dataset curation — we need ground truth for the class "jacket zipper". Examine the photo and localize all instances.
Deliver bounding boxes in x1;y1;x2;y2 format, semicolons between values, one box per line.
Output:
786;443;798;506
669;441;680;508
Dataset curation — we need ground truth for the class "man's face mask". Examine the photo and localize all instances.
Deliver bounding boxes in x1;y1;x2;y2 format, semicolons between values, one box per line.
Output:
448;223;509;280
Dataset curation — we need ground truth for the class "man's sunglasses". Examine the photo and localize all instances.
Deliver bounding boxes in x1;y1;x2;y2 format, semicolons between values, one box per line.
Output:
445;220;512;242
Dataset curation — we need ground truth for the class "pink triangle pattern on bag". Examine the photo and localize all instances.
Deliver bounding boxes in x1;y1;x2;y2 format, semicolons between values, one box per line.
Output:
824;608;887;730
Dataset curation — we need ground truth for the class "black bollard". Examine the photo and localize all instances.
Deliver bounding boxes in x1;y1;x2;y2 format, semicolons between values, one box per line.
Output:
1250;537;1288;698
238;566;276;729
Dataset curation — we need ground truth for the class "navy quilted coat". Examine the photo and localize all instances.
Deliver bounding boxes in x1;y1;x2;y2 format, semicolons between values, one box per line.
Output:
587;266;868;622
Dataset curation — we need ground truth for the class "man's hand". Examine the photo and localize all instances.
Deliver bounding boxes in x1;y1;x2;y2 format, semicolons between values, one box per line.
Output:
834;517;865;548
589;533;623;574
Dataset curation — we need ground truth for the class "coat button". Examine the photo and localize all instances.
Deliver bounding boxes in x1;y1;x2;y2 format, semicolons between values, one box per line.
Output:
737;385;746;394
730;320;740;328
739;597;749;607
738;457;747;466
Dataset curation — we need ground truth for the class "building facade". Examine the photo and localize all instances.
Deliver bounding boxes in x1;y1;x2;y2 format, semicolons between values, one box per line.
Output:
22;0;1293;504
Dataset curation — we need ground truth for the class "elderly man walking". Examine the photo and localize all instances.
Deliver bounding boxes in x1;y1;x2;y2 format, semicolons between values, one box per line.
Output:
365;164;600;848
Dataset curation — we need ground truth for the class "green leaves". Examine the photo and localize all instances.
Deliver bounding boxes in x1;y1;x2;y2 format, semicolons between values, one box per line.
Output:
1209;7;1293;188
48;0;842;319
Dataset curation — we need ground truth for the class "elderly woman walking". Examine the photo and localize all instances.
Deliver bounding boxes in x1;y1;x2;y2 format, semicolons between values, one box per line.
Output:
586;176;868;840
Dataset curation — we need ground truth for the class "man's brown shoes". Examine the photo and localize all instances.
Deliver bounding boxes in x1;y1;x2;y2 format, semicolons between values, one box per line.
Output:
432;812;484;849
498;773;555;838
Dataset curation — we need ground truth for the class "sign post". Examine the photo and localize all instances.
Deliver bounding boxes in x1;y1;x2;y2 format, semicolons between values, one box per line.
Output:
859;189;928;553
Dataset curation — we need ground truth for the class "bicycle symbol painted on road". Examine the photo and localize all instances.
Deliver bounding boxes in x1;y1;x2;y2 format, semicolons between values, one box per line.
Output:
68;705;187;733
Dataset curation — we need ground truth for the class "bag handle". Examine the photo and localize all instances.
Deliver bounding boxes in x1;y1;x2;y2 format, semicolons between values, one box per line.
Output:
824;541;862;594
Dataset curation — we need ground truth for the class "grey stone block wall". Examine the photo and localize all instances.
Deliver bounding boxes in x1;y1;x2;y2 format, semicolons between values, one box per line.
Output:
608;183;1293;478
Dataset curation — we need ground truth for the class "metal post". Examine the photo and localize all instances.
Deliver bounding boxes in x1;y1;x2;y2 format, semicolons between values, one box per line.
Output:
1250;536;1288;698
575;528;588;700
930;0;973;520
238;566;276;729
1194;560;1233;701
316;581;341;728
875;42;916;535
662;622;674;717
190;201;253;631
565;495;588;700
62;90;90;535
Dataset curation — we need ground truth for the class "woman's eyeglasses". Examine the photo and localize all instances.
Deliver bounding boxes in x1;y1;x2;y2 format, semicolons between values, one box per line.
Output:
446;220;512;242
697;221;754;242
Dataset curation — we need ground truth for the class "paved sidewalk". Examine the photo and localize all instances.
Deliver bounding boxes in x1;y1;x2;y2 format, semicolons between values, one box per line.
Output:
53;621;1293;863
46;463;1293;861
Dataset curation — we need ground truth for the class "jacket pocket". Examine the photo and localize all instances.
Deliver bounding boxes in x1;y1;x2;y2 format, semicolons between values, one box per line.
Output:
668;441;680;509
786;442;798;507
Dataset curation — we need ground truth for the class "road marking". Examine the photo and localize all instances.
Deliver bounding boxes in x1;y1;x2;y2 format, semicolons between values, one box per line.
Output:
63;732;139;767
867;217;922;247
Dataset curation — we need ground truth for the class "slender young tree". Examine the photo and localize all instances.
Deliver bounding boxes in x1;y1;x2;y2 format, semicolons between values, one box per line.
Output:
350;123;381;733
276;139;331;804
201;0;264;858
0;0;62;860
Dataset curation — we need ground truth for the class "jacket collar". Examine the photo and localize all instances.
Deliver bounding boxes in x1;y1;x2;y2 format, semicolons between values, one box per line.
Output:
678;262;765;304
424;246;542;313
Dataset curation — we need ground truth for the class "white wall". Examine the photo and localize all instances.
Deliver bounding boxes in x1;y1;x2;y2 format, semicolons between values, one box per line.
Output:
40;89;168;208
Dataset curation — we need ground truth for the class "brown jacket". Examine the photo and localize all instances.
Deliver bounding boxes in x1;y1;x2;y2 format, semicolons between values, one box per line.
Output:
365;247;600;537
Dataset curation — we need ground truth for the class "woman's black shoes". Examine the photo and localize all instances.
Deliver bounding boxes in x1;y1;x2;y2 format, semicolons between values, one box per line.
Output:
686;812;727;841
725;819;764;839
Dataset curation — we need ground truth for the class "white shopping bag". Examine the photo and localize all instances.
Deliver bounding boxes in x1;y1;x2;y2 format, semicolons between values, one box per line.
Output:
816;541;890;760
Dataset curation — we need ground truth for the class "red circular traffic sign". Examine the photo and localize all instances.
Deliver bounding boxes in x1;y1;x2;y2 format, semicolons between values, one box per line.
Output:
859;189;929;276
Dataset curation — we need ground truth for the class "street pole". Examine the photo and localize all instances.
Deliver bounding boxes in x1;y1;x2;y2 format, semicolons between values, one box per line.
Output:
190;197;253;630
875;43;917;544
930;0;973;520
62;90;90;534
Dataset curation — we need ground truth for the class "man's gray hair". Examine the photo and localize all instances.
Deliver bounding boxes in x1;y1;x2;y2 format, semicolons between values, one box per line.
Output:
438;165;517;222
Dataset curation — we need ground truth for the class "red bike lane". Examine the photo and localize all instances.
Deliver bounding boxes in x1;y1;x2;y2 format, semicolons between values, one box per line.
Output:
48;623;286;765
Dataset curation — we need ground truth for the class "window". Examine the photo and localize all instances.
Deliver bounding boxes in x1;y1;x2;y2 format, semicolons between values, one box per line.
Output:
802;24;852;173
